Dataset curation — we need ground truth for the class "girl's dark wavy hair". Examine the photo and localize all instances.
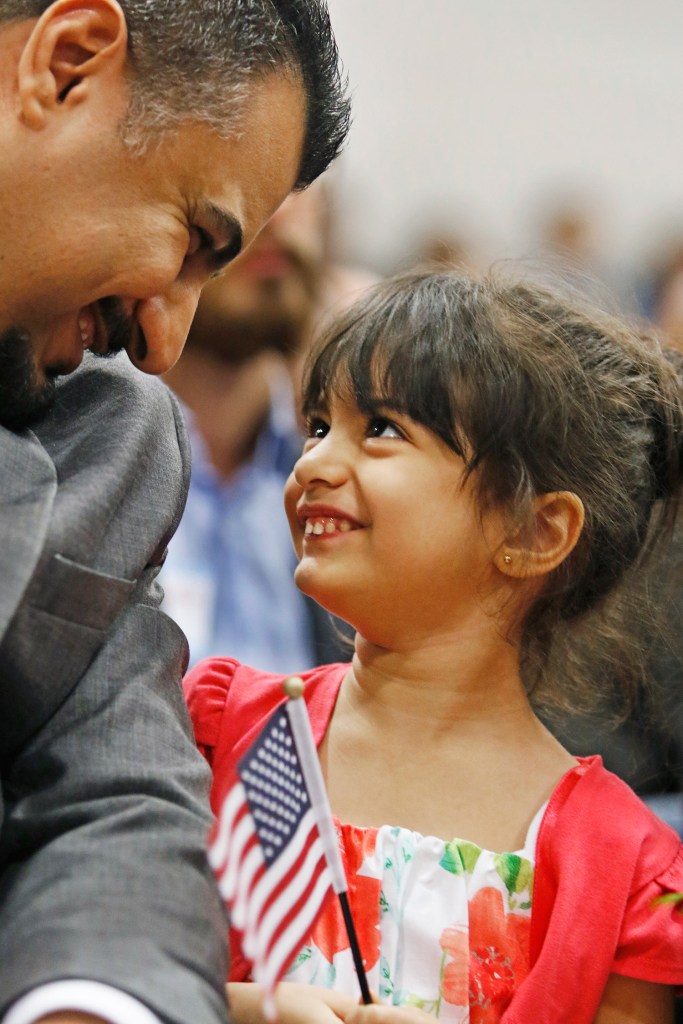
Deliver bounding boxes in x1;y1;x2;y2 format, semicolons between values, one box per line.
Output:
301;268;683;718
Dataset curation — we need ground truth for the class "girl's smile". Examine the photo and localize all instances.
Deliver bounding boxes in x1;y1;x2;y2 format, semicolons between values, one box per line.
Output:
285;392;508;642
297;503;364;539
303;517;356;537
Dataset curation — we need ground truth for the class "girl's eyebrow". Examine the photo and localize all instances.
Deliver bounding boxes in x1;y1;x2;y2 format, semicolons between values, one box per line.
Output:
303;399;330;416
362;396;404;416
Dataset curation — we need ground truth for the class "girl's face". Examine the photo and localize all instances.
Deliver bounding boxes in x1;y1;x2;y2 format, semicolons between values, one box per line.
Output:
284;389;510;645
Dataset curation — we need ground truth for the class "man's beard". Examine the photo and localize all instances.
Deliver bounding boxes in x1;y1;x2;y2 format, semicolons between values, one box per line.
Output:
190;264;323;365
0;300;131;431
196;311;304;364
0;329;56;429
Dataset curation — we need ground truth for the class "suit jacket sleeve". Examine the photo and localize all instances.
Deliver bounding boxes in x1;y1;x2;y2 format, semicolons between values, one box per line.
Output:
0;357;229;1024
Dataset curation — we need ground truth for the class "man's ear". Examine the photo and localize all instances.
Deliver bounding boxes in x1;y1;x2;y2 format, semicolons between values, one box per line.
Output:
18;0;127;129
494;491;585;578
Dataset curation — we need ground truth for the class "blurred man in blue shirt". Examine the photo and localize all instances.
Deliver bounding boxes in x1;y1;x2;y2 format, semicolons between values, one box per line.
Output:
162;184;374;670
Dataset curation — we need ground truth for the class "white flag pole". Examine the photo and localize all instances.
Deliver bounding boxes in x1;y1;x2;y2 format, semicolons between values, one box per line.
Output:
283;677;372;1005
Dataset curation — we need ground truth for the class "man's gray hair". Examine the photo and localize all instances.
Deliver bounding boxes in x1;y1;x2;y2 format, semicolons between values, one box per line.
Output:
0;0;351;186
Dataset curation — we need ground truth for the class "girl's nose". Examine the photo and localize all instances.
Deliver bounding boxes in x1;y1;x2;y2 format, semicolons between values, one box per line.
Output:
293;432;350;489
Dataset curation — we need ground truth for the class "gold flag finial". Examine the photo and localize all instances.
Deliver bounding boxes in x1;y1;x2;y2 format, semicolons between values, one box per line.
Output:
283;676;305;699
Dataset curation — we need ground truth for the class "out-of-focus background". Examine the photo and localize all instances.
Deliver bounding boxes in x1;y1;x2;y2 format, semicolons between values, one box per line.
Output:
324;0;683;328
321;0;683;833
162;0;683;837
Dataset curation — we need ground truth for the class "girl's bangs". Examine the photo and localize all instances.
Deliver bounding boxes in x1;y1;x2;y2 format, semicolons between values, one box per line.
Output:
302;286;470;460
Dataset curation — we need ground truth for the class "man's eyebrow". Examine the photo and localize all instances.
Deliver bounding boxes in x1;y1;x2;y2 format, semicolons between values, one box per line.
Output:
202;201;244;270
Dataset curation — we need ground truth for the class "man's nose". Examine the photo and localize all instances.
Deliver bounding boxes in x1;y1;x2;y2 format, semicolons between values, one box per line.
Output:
126;278;203;376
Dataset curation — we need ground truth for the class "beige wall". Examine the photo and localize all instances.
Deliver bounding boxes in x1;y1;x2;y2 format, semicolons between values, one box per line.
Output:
326;0;683;278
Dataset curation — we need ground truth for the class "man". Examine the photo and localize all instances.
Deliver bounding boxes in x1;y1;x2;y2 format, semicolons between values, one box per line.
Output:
161;184;375;671
0;2;350;1024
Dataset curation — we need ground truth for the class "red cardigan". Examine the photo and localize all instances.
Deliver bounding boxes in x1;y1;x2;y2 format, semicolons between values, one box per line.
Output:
185;658;683;1024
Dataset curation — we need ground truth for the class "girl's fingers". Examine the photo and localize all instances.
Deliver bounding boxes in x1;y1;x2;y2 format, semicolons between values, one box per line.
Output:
345;1005;433;1024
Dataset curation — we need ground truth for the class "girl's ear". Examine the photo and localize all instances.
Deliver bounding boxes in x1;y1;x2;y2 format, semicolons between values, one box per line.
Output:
495;491;584;578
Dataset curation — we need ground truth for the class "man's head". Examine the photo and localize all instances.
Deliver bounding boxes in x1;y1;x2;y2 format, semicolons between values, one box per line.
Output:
186;182;331;364
0;0;350;427
0;0;350;181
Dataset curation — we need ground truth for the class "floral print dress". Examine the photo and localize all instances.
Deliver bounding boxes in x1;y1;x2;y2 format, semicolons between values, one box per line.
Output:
286;805;546;1024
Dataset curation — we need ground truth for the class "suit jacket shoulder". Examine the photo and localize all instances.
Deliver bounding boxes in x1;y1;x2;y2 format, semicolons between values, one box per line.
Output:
0;355;192;756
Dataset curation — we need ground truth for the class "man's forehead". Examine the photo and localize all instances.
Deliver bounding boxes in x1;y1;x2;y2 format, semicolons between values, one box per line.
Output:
176;75;304;213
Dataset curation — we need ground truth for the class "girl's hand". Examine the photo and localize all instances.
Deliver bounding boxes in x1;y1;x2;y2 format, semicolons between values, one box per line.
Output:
344;1005;434;1024
593;975;674;1024
229;981;357;1024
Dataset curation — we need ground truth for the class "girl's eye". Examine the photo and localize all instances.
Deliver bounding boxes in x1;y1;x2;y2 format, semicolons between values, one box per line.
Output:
368;417;403;439
306;417;329;439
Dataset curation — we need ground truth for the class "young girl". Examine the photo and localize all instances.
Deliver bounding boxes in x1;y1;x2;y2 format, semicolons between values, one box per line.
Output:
185;270;683;1024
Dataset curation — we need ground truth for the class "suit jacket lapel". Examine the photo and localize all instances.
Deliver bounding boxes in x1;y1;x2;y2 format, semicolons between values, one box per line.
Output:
0;427;57;644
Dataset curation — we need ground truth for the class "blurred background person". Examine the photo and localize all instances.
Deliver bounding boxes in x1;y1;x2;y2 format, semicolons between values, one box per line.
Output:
641;237;683;351
161;181;376;670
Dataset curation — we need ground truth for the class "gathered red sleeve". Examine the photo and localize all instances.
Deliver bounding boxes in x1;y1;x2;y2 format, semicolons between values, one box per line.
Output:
183;656;241;770
613;845;683;984
505;758;683;1023
184;657;347;817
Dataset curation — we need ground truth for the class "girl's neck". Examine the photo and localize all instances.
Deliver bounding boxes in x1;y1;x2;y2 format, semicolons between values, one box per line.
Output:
321;630;576;848
346;627;534;739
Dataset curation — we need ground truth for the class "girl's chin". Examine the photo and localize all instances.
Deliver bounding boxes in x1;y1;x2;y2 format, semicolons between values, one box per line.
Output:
293;571;354;625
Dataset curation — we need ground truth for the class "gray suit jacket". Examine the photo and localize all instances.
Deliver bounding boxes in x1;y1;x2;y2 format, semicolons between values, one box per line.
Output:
0;355;229;1023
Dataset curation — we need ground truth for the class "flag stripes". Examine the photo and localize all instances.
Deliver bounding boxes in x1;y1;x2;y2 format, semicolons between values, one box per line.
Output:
208;700;337;1014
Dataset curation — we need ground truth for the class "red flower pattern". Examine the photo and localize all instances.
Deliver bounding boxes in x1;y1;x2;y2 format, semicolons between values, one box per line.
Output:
441;886;531;1023
302;822;382;971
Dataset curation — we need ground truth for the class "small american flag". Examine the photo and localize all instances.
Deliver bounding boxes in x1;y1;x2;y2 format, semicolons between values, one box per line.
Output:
208;683;340;1016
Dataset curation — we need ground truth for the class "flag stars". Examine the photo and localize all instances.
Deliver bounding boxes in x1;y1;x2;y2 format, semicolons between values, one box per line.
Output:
251;808;292;846
243;767;308;810
247;789;299;825
237;709;313;867
258;744;302;777
216;699;343;1007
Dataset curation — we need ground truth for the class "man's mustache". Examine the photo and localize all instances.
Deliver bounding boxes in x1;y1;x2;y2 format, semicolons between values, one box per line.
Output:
97;296;147;361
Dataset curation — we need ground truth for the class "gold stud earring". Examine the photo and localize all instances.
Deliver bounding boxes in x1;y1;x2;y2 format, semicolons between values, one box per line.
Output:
503;554;512;564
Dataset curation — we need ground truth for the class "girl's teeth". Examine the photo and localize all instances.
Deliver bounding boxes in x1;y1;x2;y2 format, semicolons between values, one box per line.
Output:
304;517;353;536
